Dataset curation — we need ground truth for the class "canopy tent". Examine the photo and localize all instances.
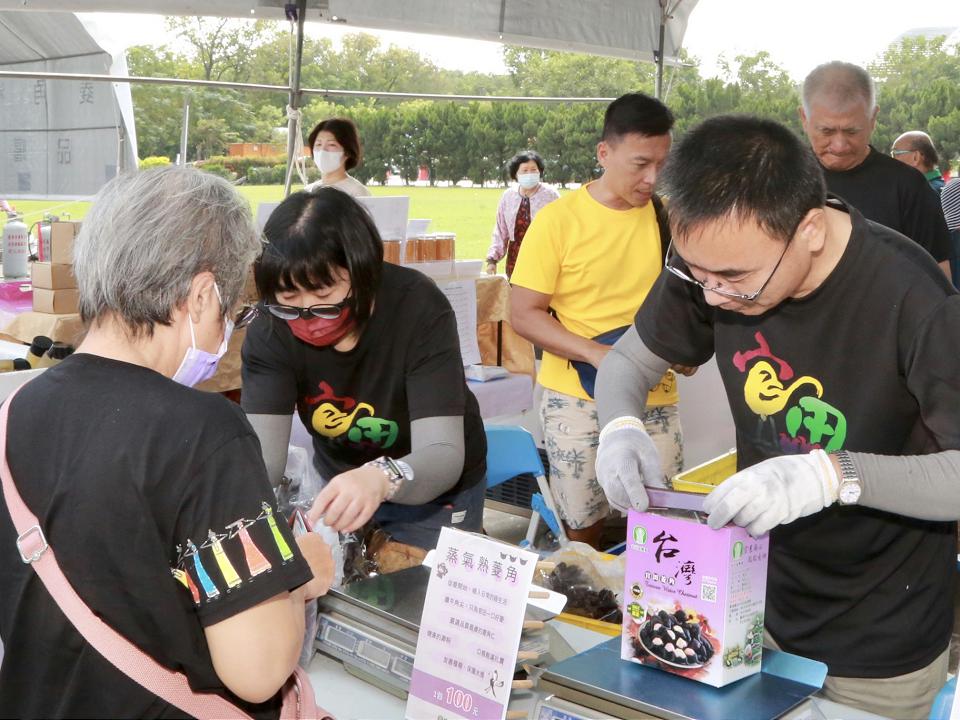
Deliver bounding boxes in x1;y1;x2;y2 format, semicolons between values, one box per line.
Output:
0;0;697;195
0;11;137;198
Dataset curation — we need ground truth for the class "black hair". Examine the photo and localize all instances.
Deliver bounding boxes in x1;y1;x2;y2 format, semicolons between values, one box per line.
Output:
661;115;826;243
307;117;363;171
506;150;545;180
601;92;674;143
256;187;382;328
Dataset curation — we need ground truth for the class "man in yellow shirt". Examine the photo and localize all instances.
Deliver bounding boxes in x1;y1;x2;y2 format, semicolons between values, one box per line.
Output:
510;93;682;548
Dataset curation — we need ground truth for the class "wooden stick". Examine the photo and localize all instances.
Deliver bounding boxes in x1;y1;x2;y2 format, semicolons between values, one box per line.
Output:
528;590;550;599
522;620;544;630
511;679;535;690
517;650;540;660
506;712;527;720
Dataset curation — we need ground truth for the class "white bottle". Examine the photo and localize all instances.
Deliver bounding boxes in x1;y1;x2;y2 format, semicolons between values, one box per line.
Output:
2;213;29;278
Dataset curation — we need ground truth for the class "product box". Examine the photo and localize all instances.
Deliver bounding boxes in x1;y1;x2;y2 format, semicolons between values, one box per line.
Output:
622;508;769;688
3;311;83;345
32;288;79;314
31;262;76;290
49;221;81;265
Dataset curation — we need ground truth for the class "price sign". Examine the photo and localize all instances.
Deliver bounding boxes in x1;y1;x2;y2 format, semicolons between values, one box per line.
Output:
404;527;537;720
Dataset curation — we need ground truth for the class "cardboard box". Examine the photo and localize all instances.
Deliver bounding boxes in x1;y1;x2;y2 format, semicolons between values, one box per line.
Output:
31;262;76;290
2;311;84;346
49;221;81;265
622;509;769;688
32;288;80;315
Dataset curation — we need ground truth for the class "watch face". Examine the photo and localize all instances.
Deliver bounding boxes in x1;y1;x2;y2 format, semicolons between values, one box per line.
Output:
839;482;861;505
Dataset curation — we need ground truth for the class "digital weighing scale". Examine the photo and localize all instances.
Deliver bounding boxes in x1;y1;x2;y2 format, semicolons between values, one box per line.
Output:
533;637;827;720
314;565;566;699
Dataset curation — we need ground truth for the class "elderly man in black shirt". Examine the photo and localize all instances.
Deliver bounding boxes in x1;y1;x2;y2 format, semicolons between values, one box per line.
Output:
799;61;951;276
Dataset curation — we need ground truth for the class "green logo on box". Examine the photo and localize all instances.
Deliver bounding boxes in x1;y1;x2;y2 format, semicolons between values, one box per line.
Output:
633;526;647;544
732;541;744;559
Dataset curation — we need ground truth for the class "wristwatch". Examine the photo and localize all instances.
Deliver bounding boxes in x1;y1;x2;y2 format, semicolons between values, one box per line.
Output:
366;456;414;500
833;450;861;505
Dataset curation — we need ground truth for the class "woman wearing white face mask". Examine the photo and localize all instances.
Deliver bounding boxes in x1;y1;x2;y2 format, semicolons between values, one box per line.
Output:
0;167;335;718
485;150;560;277
304;117;371;197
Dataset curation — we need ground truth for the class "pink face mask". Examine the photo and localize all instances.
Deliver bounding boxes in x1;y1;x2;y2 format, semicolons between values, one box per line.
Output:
287;309;356;347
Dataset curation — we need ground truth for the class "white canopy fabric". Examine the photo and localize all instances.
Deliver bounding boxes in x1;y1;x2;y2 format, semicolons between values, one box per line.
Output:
0;11;137;198
0;0;696;64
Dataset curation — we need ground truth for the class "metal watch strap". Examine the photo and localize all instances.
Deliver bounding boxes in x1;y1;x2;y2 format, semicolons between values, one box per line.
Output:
834;450;861;505
367;457;405;500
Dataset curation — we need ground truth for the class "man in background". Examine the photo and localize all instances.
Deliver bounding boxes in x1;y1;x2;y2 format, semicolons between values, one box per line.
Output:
891;130;946;193
510;93;682;548
800;61;950;275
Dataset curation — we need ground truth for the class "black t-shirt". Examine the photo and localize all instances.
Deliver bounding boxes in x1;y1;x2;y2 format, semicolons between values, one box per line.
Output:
0;355;312;719
241;263;486;548
823;146;950;262
635;199;960;678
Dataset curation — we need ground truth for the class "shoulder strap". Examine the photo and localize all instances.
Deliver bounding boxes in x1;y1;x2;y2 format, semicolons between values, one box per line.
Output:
0;383;252;720
652;193;671;264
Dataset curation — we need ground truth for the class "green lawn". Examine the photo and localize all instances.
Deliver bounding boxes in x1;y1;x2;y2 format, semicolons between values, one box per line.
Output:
4;185;518;262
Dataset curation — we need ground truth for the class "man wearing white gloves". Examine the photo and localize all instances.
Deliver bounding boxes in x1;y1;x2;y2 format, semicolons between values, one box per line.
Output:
595;115;960;719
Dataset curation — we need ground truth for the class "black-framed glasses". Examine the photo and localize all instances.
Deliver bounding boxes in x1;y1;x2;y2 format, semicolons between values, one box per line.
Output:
263;296;351;321
664;235;793;302
233;304;259;329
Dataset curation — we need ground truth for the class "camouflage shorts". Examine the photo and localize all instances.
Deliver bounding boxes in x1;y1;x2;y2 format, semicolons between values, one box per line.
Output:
539;389;683;529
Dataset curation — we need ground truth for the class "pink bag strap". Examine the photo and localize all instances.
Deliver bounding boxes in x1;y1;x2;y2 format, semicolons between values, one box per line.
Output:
0;383;252;720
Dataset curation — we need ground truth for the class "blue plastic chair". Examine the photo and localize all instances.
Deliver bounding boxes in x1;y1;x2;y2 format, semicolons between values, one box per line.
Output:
484;425;568;546
929;674;956;719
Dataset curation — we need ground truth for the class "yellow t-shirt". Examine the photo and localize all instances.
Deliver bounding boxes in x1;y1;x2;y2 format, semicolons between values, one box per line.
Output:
511;183;678;405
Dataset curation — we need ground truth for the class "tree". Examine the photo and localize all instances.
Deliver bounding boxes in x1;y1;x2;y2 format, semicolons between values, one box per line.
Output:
165;16;272;82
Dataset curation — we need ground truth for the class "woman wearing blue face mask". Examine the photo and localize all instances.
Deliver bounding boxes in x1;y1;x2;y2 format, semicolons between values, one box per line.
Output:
0;167;335;718
304;117;371;198
485;149;560;278
242;187;487;573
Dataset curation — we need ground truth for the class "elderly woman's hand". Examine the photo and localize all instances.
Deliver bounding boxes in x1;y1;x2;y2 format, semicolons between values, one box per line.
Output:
308;466;390;532
295;532;335;599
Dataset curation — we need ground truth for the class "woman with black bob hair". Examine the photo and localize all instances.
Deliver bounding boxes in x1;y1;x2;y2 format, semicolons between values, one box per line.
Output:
304;117;371;197
242;187;487;570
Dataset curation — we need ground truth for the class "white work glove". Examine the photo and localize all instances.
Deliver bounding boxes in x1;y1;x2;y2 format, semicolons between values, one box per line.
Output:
595;417;664;514
703;450;839;537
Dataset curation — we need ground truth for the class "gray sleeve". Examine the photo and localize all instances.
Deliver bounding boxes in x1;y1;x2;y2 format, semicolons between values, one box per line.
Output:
853;449;960;521
596;325;671;428
245;413;293;488
391;415;465;505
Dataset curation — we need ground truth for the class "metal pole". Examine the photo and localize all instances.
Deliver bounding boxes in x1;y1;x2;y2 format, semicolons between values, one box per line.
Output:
283;0;307;197
179;93;190;165
655;0;667;99
0;70;615;104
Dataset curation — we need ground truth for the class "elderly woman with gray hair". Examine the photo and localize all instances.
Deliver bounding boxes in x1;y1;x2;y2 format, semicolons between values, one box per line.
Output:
0;167;331;718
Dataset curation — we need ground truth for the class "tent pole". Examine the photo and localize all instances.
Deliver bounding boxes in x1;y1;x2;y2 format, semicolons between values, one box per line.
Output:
178;93;190;165
283;0;307;197
655;0;666;99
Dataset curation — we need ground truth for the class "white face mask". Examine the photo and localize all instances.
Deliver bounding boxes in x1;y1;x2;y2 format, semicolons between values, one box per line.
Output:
315;149;344;175
517;172;540;189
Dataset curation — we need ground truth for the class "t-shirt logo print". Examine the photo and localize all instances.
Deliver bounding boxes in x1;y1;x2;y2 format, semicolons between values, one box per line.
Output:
304;380;399;449
733;332;847;455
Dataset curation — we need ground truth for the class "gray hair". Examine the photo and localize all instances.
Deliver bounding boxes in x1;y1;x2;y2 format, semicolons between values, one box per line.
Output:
74;166;261;335
895;130;938;168
802;61;876;113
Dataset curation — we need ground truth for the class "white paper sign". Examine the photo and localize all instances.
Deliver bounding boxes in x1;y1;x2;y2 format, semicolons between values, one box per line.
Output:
356;196;410;241
405;528;537;720
440;279;481;367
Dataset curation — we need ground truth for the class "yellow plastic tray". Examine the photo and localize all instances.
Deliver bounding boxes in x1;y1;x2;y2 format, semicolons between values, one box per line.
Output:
670;448;737;494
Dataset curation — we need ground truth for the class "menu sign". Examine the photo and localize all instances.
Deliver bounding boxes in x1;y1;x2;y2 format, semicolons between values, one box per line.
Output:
405;528;536;720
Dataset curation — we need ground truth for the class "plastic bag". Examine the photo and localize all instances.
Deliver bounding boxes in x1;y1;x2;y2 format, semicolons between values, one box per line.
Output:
534;541;624;623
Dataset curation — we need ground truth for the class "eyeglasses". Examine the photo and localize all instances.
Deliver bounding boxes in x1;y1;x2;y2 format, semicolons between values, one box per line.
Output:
263;296;351;321
664;235;793;302
233;304;259;329
890;149;914;157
